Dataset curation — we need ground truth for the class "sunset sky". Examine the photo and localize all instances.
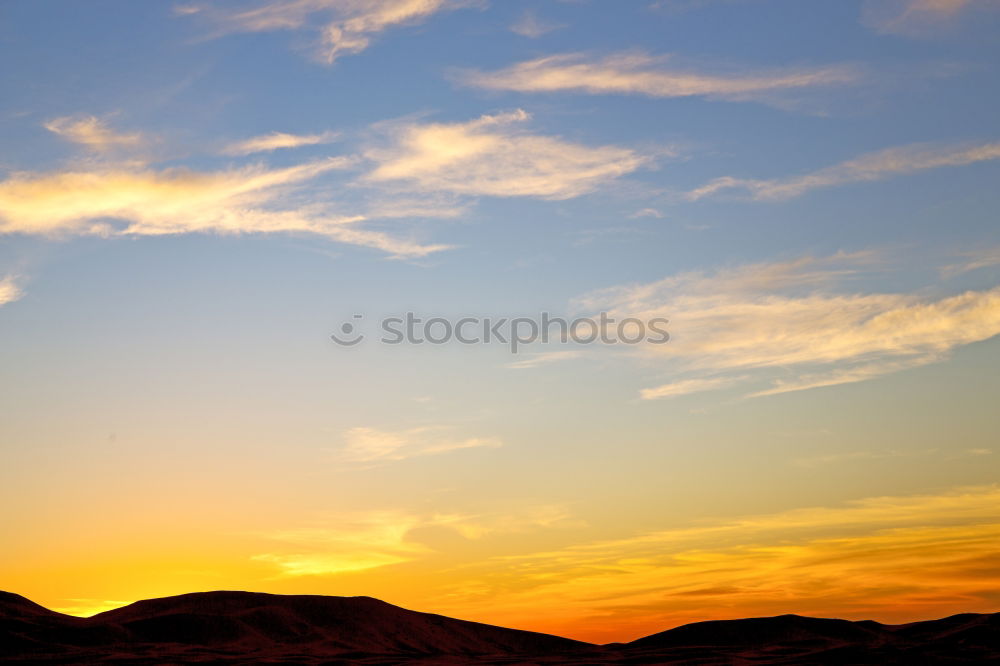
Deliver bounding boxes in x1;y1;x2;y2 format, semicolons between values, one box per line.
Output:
1;0;1000;644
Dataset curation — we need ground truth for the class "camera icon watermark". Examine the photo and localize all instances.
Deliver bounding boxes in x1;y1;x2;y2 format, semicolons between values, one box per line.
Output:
331;312;669;353
330;314;365;346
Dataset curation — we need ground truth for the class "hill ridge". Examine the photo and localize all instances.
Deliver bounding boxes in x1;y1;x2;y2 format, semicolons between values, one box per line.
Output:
2;590;997;664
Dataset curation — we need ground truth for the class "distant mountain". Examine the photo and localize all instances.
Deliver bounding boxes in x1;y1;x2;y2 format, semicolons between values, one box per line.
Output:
2;590;997;664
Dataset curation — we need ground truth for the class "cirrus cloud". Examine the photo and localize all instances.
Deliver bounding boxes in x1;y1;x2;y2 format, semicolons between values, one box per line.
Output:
578;252;1000;399
687;140;1000;201
339;425;502;464
862;0;999;35
252;504;577;578
0;275;23;307
180;0;472;64
435;484;1000;642
222;130;340;155
44;115;145;153
460;52;858;103
363;109;652;199
509;10;564;38
0;158;448;257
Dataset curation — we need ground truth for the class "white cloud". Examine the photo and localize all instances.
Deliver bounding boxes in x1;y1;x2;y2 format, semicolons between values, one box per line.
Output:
506;350;585;369
861;0;997;35
44;115;144;152
252;505;576;577
184;0;469;64
791;448;934;468
629;207;664;219
0;275;23;307
688;141;1000;201
0;159;448;257
746;356;940;398
640;376;745;400
222;130;339;155
253;510;428;576
339;425;501;463
361;195;468;220
650;0;995;35
509;10;564;38
580;252;1000;399
460;52;857;102
941;246;1000;277
364;109;650;199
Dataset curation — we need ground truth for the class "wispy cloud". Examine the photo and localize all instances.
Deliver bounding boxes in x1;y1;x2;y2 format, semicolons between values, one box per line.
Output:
460;52;857;103
688;141;1000;201
640;376;746;400
789;447;989;468
253;510;428;576
437;485;1000;641
51;599;131;617
792;448;932;468
253;505;578;577
360;194;468;220
746;356;940;398
44;115;144;152
0;159;447;257
182;0;470;64
861;0;997;35
222;130;339;155
364;109;651;199
580;252;1000;399
649;0;747;12
339;425;501;463
629;207;664;219
0;159;346;234
509;9;564;38
941;245;1000;277
651;0;994;36
0;275;22;307
506;350;585;369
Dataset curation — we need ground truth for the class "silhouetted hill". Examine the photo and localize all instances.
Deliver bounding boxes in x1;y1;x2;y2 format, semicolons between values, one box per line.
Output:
0;592;63;620
630;613;883;648
1;590;997;664
1;591;593;664
624;612;1000;664
94;591;588;654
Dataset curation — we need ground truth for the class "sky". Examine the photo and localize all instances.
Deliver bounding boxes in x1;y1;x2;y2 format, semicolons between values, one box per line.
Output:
1;0;999;644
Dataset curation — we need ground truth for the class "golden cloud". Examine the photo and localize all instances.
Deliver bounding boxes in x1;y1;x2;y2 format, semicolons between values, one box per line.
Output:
461;52;857;101
861;0;994;35
222;130;340;155
0;275;22;307
579;253;1000;398
364;110;650;199
44;115;144;152
0;159;448;257
184;0;467;64
339;425;501;464
688;141;1000;201
429;485;1000;642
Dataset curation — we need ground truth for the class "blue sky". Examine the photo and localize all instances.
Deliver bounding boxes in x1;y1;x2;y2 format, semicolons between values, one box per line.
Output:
1;0;1000;641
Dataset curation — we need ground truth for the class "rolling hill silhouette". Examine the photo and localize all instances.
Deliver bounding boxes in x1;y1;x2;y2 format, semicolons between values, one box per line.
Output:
2;590;997;664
